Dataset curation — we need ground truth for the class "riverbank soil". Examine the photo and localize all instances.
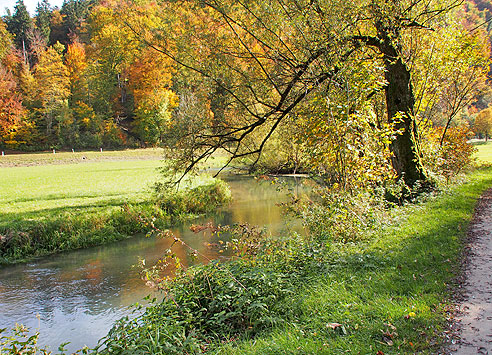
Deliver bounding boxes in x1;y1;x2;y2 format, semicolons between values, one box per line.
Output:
449;188;492;354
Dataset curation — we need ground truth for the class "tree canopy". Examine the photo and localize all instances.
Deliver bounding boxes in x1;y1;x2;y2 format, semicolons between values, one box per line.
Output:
115;0;489;187
0;0;490;189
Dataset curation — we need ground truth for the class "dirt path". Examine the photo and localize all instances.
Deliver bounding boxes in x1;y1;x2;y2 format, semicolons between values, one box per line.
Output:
448;189;492;354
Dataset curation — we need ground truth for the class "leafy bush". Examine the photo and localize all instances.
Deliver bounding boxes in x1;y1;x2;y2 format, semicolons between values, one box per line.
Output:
239;121;310;174
96;233;317;354
0;325;50;355
421;125;476;183
157;179;231;217
282;185;392;243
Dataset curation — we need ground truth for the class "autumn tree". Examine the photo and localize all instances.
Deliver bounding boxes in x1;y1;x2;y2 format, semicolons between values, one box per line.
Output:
117;0;488;189
0;20;12;60
65;39;104;146
87;1;137;117
0;21;25;146
34;41;70;142
410;4;490;148
473;107;492;140
66;39;88;104
128;48;177;145
0;66;26;146
87;0;178;146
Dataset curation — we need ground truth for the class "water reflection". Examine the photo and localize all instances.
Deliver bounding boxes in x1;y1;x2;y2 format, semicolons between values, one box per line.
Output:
0;175;307;352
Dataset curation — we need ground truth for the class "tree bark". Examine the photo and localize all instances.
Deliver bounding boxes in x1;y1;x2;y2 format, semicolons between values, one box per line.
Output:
377;24;428;187
384;57;427;186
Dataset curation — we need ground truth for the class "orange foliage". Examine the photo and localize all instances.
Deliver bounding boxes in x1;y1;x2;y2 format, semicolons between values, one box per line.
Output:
127;48;176;110
66;40;87;87
0;65;25;142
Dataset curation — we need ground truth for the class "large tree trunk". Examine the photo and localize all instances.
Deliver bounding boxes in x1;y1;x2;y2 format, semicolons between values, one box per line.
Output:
378;25;427;188
384;57;427;186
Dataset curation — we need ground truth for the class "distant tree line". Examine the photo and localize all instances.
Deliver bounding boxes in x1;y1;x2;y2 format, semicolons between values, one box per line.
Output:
0;0;176;150
0;0;490;188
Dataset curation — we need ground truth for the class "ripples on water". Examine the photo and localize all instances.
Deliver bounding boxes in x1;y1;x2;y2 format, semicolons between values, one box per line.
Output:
0;175;307;352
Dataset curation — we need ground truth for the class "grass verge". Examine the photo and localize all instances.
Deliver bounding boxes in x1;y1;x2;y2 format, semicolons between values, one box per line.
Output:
217;169;492;354
94;167;492;354
473;140;492;164
0;148;165;167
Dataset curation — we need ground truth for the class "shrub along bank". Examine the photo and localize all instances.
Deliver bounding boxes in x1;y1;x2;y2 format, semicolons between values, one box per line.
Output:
0;179;231;265
1;166;491;353
89;167;492;354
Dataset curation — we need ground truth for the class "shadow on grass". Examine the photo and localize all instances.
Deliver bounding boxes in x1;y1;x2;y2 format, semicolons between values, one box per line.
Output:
471;141;490;146
222;170;492;354
0;198;146;228
4;192;137;204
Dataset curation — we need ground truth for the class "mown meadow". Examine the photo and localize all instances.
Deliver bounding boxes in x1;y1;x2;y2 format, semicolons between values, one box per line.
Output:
0;149;229;264
474;141;492;164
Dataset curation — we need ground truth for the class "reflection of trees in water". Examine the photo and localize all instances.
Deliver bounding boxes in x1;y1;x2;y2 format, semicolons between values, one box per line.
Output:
223;176;307;236
0;176;308;349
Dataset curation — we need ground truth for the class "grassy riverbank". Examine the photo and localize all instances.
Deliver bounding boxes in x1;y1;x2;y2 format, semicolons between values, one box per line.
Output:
219;169;492;354
93;165;492;354
2;146;492;353
0;149;229;264
474;140;492;164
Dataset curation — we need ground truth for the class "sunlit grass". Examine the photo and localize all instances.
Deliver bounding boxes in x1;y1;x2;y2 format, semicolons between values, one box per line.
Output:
0;148;164;167
213;167;492;354
0;160;162;227
93;165;492;354
0;149;228;227
0;148;165;225
0;149;229;263
473;140;492;164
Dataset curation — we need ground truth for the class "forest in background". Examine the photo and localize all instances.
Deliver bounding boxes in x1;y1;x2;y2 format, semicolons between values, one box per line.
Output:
0;0;490;155
0;0;491;195
0;0;178;150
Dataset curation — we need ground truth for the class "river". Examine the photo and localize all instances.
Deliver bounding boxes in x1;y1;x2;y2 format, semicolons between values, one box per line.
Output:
0;175;306;352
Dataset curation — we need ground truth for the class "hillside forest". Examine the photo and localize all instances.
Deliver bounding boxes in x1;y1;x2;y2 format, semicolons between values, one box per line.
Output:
0;0;491;187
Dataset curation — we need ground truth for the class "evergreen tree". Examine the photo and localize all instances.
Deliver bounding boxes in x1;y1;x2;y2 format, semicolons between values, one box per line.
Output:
6;0;33;60
59;0;94;44
35;0;52;44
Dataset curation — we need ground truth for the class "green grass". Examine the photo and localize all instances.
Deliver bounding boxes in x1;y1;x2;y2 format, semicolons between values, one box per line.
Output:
0;148;165;167
96;167;492;354
4;145;492;353
0;148;166;226
0;149;229;264
0;160;162;225
213;168;492;354
473;140;492;164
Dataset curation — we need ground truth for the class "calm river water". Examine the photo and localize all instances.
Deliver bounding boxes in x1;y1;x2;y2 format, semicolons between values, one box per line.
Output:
0;175;306;352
